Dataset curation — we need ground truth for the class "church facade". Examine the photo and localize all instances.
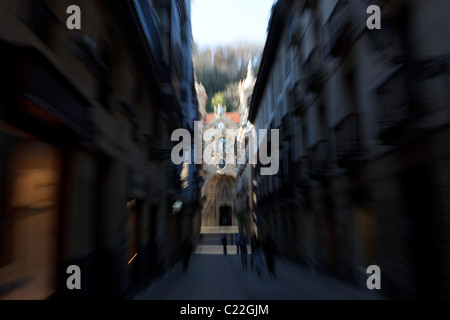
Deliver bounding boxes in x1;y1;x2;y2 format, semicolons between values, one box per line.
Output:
198;62;256;231
200;105;240;227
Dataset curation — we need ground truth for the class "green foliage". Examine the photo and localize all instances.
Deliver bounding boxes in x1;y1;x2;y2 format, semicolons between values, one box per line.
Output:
211;92;224;108
222;82;240;112
209;82;240;112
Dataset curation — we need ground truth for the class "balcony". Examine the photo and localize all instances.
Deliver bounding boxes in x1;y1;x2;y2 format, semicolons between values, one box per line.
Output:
133;0;167;77
310;140;329;179
304;48;325;94
334;113;361;167
376;64;420;143
305;68;325;93
327;0;353;57
292;81;308;115
0;43;92;141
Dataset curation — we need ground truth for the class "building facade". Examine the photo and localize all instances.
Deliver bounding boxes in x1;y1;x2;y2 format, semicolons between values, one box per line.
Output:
249;0;450;299
0;0;200;299
200;105;240;228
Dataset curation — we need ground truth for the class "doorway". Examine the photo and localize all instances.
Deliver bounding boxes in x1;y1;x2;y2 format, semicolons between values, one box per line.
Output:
219;206;232;226
0;138;61;299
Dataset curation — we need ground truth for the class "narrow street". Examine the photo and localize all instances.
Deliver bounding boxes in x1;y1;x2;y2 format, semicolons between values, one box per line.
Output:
2;0;449;302
133;233;382;300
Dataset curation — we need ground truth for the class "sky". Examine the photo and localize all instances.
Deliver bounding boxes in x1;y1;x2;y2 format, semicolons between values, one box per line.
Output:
191;0;276;48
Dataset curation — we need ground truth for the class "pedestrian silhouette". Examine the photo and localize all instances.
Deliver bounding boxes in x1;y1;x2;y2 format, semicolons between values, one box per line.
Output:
222;234;228;255
252;237;263;278
250;234;257;270
181;237;192;272
240;234;248;269
264;236;277;277
235;233;240;255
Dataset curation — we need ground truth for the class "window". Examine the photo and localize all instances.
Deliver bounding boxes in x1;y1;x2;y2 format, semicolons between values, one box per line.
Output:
218;137;227;154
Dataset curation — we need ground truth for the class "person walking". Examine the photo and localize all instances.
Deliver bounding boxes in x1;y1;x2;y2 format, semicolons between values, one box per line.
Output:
235;233;241;255
181;237;192;273
222;234;228;255
240;234;248;269
264;236;277;277
250;234;257;270
252;239;263;279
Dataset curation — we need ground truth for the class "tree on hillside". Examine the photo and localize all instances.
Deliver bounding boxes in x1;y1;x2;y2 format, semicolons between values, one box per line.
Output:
210;82;240;112
211;92;224;109
193;43;263;113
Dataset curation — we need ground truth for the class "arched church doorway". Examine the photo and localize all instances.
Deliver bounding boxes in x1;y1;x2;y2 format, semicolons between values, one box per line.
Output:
219;206;232;226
